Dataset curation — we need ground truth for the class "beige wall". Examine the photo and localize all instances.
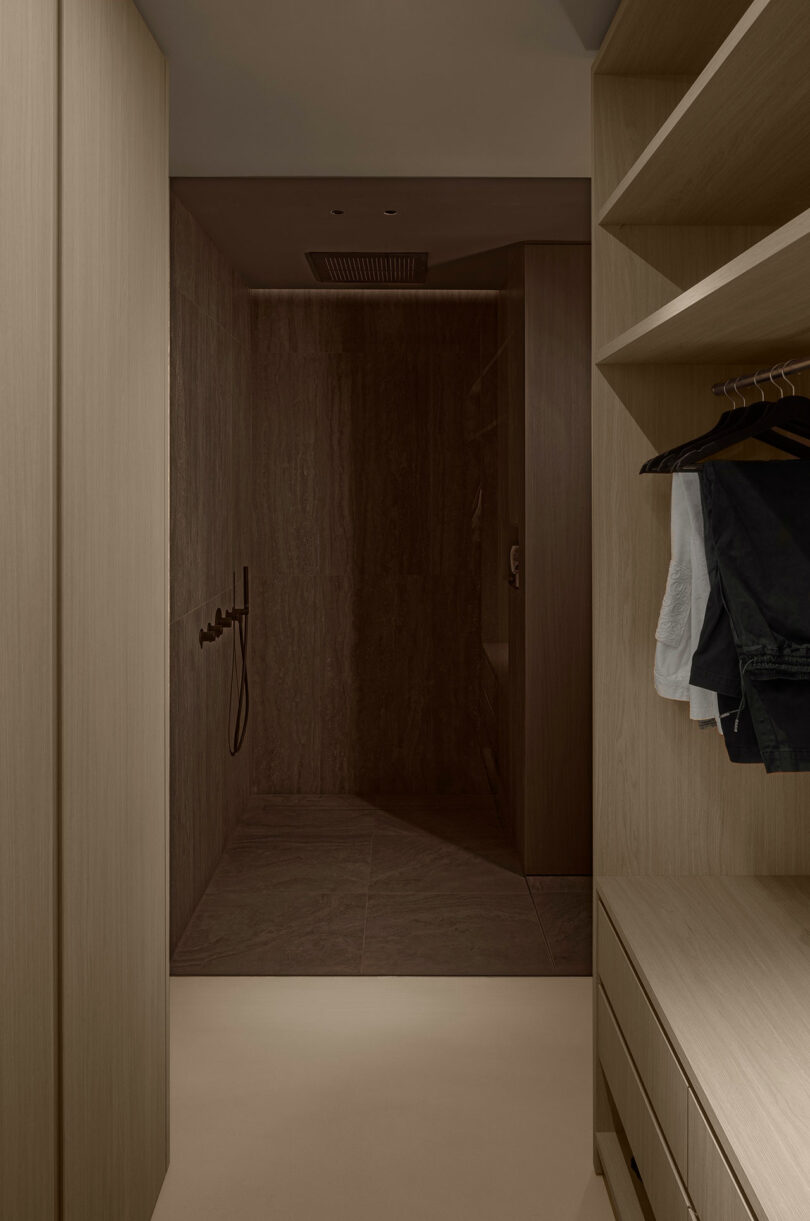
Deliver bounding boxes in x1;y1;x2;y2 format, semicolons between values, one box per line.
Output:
250;290;498;794
3;1;171;1216
59;0;169;1216
0;2;58;1217
170;196;252;951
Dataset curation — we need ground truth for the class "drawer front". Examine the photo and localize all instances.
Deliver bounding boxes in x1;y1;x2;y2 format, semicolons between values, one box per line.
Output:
688;1092;755;1221
598;902;689;1174
598;987;692;1221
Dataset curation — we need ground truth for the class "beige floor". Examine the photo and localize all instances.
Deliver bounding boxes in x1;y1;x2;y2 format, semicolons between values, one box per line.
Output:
152;977;612;1221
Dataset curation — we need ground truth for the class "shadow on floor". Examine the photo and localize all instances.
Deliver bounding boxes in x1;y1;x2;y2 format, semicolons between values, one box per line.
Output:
171;795;592;976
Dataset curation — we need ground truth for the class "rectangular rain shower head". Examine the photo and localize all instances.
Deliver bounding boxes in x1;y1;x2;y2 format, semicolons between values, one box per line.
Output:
306;251;429;285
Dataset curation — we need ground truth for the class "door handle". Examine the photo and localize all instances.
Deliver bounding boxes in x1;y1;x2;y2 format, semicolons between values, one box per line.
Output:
508;544;520;589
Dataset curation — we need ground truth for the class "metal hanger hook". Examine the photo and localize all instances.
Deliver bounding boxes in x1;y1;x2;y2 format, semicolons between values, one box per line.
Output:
780;359;796;395
769;363;785;398
734;375;747;406
752;369;767;401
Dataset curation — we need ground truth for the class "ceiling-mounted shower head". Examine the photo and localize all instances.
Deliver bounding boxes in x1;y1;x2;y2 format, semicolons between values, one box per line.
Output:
306;251;428;285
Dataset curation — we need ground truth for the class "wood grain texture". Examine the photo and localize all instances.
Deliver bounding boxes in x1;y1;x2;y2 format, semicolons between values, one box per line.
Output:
598;209;810;364
170;194;253;620
60;2;169;1217
522;245;592;874
500;247;592;873
250;290;496;794
592;76;693;208
594;0;748;74
600;0;810;225
591;76;777;357
0;2;58;1218
594;223;774;353
169;195;251;951
592;364;810;876
503;247;526;848
592;37;810;876
597;904;688;1175
688;1092;755;1221
592;15;810;1196
598;988;692;1221
598;876;810;1221
170;588;248;951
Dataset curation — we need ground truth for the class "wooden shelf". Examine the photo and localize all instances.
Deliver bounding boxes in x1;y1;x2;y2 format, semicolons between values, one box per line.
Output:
594;0;748;75
596;209;810;364
598;876;810;1221
599;0;810;225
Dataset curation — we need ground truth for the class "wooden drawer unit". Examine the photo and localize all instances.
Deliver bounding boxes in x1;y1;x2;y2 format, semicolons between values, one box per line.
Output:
688;1092;755;1221
598;987;692;1221
598;903;689;1175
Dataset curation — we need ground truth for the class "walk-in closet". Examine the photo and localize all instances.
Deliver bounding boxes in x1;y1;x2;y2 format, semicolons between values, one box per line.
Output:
592;2;810;1219
8;1;810;1218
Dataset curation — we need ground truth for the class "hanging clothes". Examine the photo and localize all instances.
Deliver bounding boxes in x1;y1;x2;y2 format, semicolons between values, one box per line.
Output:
691;460;810;773
654;473;721;727
691;506;761;763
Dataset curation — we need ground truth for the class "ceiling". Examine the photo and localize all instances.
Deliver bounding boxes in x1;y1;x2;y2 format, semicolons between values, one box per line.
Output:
139;0;614;288
170;177;591;288
136;0;618;178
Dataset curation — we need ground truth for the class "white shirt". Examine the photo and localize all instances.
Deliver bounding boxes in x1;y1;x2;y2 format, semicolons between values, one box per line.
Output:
654;473;721;727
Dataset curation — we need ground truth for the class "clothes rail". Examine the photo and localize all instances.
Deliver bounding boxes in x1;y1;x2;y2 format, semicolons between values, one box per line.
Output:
711;357;810;396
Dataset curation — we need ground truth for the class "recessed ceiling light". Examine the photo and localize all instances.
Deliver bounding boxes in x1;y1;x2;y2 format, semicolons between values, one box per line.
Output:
330;208;344;215
383;209;398;216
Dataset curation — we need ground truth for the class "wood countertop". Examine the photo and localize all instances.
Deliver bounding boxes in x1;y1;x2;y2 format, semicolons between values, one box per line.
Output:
598;874;810;1221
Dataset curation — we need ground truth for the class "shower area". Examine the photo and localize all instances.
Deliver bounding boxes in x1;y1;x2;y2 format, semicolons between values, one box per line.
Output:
168;183;592;977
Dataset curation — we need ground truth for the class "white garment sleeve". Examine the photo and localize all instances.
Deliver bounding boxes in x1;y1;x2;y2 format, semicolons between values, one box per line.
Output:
654;473;720;727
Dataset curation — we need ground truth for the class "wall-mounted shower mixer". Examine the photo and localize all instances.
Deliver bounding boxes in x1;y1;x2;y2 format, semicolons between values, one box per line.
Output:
199;589;247;649
199;618;223;645
198;567;250;755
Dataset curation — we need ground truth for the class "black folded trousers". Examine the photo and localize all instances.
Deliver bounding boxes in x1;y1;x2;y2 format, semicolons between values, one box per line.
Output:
689;460;810;773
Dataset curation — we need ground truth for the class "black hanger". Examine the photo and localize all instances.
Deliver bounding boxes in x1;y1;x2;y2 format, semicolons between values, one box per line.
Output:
641;368;810;474
640;407;735;473
641;376;763;474
679;362;810;466
679;391;810;468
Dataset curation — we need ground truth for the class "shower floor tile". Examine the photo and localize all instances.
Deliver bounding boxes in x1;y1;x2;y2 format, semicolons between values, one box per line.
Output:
172;891;367;975
215;826;373;893
369;832;525;894
171;796;593;977
528;881;593;975
362;892;553;975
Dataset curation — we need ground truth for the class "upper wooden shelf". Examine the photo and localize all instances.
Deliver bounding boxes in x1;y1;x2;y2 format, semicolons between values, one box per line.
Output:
597;209;810;364
594;0;749;75
598;875;810;1221
598;0;810;225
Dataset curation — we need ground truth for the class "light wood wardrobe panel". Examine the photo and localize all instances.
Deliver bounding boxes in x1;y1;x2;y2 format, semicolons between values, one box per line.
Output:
592;364;810;875
59;1;169;1217
0;3;58;1219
